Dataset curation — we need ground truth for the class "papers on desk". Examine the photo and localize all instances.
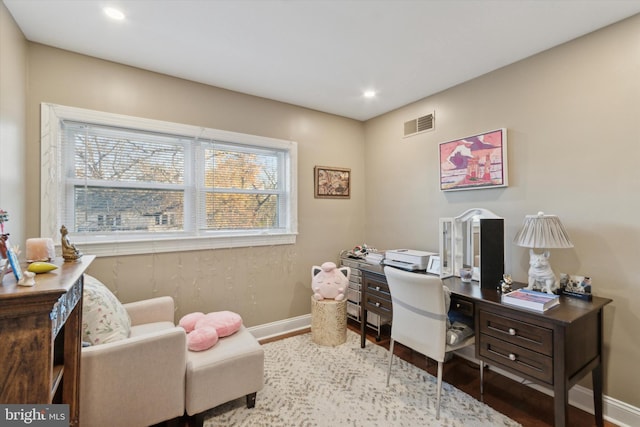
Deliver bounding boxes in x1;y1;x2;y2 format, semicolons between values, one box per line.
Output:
501;289;560;312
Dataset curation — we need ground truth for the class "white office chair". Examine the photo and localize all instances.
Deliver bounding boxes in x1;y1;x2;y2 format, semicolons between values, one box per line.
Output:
384;266;483;420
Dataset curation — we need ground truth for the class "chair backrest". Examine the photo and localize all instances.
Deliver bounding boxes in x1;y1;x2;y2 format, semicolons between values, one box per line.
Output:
384;266;448;362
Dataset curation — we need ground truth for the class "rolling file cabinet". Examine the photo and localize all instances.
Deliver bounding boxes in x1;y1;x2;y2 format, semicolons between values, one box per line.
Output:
339;252;390;339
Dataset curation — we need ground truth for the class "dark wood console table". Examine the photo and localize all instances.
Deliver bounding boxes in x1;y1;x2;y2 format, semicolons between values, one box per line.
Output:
1;256;95;426
359;264;612;427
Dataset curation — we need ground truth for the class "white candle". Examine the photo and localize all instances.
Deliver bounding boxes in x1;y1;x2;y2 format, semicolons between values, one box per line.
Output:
26;238;56;262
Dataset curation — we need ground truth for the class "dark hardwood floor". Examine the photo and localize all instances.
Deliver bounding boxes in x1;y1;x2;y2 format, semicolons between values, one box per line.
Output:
340;320;617;427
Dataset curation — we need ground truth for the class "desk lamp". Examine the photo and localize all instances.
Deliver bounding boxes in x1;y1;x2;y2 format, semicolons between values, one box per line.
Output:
513;212;573;292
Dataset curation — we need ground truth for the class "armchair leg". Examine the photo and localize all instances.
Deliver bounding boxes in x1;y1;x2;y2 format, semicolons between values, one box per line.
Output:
246;392;257;408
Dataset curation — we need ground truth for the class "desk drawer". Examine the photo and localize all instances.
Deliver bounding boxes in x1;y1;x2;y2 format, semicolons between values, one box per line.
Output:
365;279;390;298
479;334;553;384
450;296;473;317
479;309;553;357
364;293;392;316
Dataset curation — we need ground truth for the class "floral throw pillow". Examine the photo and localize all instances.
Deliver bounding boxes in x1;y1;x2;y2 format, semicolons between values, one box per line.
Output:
82;275;131;345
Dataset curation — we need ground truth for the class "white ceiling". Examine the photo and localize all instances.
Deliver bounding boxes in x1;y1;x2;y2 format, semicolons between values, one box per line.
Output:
5;0;640;121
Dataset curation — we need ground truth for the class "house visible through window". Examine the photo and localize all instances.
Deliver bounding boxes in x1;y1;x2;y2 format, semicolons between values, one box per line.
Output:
41;103;298;256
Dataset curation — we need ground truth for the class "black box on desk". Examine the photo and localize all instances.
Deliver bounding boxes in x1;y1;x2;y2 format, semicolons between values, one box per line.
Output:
479;218;504;290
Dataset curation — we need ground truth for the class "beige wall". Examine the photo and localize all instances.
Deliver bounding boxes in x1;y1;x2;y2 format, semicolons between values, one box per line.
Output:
24;44;366;327
364;14;640;406
0;2;27;246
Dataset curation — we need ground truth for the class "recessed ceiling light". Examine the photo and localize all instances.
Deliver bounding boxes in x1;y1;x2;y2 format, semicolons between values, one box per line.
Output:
104;7;125;20
363;90;377;98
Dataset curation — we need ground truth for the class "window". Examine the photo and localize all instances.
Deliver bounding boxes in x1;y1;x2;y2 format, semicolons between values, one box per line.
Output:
41;104;297;256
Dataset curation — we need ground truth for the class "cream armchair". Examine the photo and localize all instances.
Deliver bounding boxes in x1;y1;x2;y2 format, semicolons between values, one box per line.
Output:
80;296;187;427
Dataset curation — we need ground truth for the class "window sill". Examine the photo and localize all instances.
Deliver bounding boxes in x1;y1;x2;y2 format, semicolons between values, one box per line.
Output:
69;233;297;257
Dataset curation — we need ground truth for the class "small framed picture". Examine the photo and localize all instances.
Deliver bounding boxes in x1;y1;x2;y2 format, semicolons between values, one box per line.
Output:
427;255;441;275
7;247;23;282
314;166;351;199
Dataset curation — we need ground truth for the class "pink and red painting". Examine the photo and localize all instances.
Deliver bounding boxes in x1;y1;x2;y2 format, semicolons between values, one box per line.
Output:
439;128;508;191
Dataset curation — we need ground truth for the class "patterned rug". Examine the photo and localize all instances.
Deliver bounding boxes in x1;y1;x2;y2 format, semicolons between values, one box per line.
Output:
204;330;521;426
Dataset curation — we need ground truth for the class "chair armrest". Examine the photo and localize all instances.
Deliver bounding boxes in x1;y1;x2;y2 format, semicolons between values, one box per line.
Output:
80;326;187;425
124;296;175;326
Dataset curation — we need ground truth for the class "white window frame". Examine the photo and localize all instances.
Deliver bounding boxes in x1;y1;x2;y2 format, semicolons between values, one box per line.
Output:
40;103;298;257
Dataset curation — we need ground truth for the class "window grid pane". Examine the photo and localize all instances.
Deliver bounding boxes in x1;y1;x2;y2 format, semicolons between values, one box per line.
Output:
74;187;184;233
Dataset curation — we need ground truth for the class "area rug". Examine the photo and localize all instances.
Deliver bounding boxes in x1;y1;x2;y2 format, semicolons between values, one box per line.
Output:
204;330;521;426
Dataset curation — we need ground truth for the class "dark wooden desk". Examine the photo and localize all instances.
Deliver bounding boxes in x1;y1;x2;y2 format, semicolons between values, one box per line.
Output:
359;264;612;427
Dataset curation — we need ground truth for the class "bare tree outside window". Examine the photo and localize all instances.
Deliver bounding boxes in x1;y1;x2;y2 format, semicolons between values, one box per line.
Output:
63;121;285;235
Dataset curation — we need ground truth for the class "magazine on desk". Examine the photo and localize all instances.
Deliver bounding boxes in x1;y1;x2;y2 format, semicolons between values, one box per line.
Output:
501;288;560;312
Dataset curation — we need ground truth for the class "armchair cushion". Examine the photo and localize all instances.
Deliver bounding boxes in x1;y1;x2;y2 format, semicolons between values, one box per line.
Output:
82;275;131;345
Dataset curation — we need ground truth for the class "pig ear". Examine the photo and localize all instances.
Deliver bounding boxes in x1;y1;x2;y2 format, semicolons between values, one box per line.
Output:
312;266;322;277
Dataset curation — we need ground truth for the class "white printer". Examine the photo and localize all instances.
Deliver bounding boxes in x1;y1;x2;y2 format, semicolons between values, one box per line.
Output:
383;249;437;271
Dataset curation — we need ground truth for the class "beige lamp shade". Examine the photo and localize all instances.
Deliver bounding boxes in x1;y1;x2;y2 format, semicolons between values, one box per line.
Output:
513;212;573;249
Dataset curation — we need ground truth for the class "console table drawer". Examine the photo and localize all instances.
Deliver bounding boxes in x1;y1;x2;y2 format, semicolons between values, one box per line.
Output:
479;334;554;384
479;309;553;357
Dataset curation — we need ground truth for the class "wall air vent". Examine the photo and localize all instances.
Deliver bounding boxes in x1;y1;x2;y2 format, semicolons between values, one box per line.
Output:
403;112;434;138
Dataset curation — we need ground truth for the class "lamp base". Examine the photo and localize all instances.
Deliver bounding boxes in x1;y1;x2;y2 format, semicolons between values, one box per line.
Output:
525;249;559;295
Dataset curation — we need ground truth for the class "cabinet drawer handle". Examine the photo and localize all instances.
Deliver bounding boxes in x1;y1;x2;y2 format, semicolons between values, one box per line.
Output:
375;302;380;307
456;303;461;308
508;328;516;336
375;286;380;291
509;353;517;361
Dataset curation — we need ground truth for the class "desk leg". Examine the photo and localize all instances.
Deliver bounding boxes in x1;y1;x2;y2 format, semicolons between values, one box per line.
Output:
592;362;604;427
554;381;569;427
360;307;367;348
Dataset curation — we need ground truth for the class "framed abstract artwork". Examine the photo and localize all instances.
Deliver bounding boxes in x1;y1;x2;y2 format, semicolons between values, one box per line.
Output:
439;128;508;191
314;166;351;199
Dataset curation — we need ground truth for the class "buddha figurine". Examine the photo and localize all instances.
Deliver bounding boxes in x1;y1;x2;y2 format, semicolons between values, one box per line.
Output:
60;225;83;261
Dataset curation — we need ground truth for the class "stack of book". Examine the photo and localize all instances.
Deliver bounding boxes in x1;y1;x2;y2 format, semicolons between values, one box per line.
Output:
365;251;385;265
501;288;560;312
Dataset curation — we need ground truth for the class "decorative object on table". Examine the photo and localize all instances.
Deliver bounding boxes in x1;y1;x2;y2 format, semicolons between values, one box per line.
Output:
60;225;83;261
0;209;10;259
459;267;473;282
439;208;504;289
513;212;573;295
314;166;350;199
26;237;56;262
343;243;377;259
439;128;508;191
559;273;593;301
27;261;59;274
17;270;36;287
426;255;440;275
499;274;513;293
311;261;350;301
0;258;6;283
501;288;560;312
6;246;23;282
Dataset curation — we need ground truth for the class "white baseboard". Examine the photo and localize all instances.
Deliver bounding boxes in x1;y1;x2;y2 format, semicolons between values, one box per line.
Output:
249;316;640;427
247;314;311;341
